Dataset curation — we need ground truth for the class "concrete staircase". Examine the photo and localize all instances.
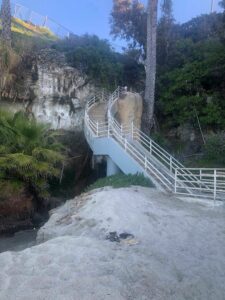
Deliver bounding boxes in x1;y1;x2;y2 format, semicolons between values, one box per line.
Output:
84;87;225;201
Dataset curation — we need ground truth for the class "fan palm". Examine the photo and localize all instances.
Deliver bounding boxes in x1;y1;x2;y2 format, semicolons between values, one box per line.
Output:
0;110;65;199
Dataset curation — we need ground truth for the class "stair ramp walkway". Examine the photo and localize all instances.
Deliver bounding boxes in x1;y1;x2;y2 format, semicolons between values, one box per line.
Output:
84;87;225;201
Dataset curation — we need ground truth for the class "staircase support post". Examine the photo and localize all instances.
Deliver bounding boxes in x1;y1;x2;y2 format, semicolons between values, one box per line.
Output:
107;157;120;176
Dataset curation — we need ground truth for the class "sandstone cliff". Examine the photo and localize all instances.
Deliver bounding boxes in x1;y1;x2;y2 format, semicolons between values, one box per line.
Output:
0;49;95;130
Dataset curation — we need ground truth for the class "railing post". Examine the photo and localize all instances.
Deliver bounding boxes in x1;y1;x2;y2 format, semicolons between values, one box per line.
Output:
96;121;99;137
108;122;110;137
131;121;134;139
43;16;48;27
175;169;177;193
170;157;173;172
125;138;127;151
144;156;147;171
214;169;217;201
200;169;202;192
149;140;152;155
86;114;88;127
121;124;123;135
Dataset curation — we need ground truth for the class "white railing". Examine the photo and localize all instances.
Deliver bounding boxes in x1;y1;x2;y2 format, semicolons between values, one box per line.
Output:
11;2;72;38
84;87;225;201
108;116;173;190
107;88;196;188
175;168;225;200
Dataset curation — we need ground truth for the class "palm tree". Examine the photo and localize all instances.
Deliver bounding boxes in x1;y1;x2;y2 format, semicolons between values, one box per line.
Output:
144;0;158;133
211;0;215;13
0;110;65;199
1;0;12;45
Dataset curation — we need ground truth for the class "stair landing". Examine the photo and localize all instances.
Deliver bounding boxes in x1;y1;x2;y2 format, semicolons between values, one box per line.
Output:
89;103;107;123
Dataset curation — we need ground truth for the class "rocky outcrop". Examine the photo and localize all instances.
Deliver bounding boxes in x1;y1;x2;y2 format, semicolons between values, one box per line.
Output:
0;49;95;130
0;187;225;299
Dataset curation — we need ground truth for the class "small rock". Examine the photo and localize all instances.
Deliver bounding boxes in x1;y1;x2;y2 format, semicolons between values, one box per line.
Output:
119;233;134;240
106;232;135;243
106;232;120;243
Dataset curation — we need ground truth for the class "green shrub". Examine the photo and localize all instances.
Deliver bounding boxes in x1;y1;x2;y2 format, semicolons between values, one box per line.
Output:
203;134;225;166
86;173;154;191
0;180;24;202
0;109;65;200
52;34;144;91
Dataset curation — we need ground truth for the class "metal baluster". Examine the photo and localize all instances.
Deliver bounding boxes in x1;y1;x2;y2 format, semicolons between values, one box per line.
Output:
96;121;99;137
170;157;173;172
145;156;147;171
175;169;177;193
214;169;217;201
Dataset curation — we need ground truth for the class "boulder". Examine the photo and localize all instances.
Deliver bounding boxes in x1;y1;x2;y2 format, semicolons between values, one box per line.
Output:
1;187;225;299
116;92;143;130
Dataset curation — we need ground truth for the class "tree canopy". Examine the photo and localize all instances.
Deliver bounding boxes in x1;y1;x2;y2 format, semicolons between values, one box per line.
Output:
111;0;147;52
53;34;145;91
110;1;225;131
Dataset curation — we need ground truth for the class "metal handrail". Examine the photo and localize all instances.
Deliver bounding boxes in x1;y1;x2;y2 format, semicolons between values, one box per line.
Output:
107;88;221;193
84;87;225;200
175;168;225;200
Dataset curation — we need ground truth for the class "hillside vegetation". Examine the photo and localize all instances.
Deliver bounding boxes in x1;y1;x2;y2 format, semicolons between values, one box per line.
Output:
1;11;225;169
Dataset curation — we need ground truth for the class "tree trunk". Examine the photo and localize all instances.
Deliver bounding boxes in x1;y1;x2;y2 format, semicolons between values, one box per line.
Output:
143;0;158;134
1;0;11;46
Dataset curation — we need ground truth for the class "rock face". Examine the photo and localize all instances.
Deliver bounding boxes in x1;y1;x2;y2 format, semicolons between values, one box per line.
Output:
0;49;95;130
0;49;96;234
0;187;225;299
116;92;143;130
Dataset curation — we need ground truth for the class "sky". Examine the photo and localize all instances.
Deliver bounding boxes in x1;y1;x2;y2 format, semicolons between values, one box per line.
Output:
4;0;224;47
